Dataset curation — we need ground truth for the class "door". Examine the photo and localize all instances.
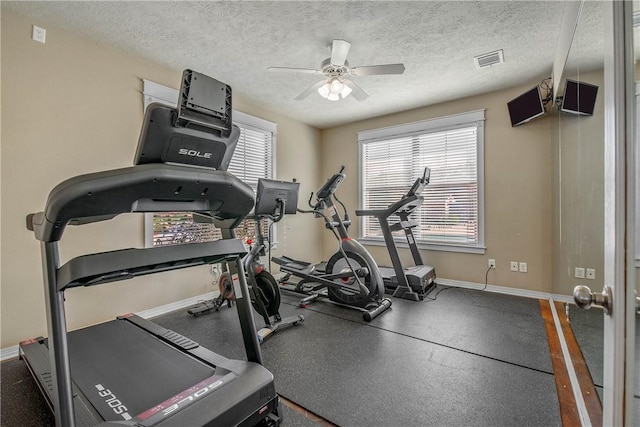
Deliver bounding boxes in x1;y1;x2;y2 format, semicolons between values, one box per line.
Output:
599;2;635;424
569;1;637;425
602;1;636;426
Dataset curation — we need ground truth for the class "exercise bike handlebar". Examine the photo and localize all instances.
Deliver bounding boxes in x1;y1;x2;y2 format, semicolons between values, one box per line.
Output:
259;199;287;224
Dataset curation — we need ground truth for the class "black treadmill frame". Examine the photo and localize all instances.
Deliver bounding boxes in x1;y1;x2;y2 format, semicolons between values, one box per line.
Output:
22;163;274;426
355;168;436;301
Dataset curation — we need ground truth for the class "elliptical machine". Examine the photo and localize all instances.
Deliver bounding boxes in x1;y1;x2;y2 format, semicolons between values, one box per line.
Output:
273;166;392;321
188;178;304;342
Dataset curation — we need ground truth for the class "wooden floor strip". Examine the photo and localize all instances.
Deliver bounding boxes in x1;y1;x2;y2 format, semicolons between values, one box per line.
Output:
540;299;581;426
554;300;603;427
279;394;337;426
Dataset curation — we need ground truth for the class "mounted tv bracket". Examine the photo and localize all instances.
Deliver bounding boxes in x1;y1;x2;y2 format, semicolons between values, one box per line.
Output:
540;77;554;109
134;69;239;171
554;96;564;107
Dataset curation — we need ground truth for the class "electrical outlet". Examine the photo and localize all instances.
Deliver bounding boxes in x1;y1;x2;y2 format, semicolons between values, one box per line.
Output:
488;259;496;269
575;267;585;279
586;268;596;280
519;262;527;273
32;25;46;44
510;261;518;272
211;265;220;276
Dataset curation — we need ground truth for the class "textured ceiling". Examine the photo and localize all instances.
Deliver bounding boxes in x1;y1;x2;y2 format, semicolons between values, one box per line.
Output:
3;1;605;129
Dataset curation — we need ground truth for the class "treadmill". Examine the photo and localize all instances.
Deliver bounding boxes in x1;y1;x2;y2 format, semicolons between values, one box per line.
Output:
19;70;282;426
355;167;437;301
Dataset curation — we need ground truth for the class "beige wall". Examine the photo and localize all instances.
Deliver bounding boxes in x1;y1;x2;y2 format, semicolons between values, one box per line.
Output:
320;82;554;293
551;70;605;296
0;11;322;349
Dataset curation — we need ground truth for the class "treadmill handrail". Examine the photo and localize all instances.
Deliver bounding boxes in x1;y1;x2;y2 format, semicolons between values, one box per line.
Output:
27;163;255;242
355;194;422;218
57;240;247;291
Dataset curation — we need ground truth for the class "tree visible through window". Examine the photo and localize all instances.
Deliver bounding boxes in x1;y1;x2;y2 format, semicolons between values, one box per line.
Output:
359;110;485;252
151;213;265;247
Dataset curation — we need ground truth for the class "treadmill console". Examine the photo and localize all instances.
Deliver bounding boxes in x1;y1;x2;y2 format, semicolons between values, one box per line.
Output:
134;69;239;171
406;167;431;197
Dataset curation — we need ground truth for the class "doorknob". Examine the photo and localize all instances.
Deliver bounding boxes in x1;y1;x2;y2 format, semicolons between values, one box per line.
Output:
573;285;613;315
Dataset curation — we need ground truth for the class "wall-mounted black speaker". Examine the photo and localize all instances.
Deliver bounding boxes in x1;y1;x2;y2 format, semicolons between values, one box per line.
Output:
507;85;546;127
560;79;598;116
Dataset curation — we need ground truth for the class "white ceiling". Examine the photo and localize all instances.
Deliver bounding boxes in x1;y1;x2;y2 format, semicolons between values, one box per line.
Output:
3;1;604;129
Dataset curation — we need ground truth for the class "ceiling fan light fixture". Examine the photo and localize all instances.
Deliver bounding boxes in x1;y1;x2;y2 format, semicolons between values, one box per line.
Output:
318;82;331;98
330;78;344;94
271;39;405;102
318;78;351;101
341;84;352;98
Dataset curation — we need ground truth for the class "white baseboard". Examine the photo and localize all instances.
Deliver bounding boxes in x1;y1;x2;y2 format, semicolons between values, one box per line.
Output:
1;346;20;362
1;291;217;362
135;291;216;320
436;277;574;303
2;279;572;362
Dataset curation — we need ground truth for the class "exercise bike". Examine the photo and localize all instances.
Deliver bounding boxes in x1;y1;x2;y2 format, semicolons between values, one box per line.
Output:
188;178;304;343
273;166;392;321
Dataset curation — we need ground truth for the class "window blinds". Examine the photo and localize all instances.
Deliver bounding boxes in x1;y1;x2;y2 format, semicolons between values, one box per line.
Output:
228;124;274;189
360;111;483;249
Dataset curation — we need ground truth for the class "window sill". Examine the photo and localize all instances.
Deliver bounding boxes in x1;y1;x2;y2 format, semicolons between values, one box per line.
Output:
359;238;486;255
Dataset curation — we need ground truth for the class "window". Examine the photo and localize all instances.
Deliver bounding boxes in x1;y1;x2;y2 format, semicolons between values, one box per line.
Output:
358;110;485;253
142;80;276;247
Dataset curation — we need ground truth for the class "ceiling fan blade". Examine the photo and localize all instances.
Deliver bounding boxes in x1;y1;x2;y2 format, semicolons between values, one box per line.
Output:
343;79;369;101
295;80;327;100
331;39;351;66
351;63;406;76
268;67;322;74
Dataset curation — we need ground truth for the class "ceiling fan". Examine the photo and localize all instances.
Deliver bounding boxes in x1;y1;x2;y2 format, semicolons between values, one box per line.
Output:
268;39;405;102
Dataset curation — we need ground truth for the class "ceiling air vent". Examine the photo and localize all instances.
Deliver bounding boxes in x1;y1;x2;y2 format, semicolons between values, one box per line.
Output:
474;49;504;69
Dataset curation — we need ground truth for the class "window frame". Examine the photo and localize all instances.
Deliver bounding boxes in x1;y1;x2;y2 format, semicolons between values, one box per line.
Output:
358;109;486;254
141;79;277;248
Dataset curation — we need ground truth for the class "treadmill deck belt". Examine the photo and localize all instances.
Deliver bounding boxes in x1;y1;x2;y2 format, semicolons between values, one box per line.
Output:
66;319;220;421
